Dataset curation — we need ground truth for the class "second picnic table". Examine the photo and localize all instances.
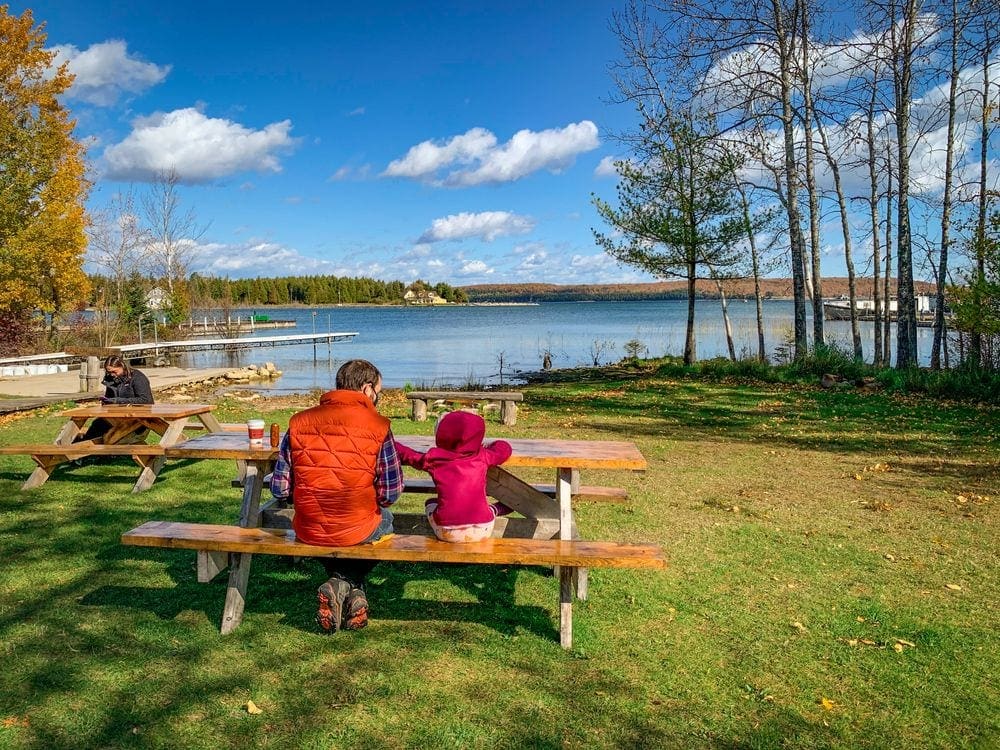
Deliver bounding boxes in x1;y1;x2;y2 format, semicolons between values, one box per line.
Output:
0;403;225;492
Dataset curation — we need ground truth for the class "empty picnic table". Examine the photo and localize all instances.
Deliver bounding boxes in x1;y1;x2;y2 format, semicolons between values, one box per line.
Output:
0;403;225;492
406;390;523;425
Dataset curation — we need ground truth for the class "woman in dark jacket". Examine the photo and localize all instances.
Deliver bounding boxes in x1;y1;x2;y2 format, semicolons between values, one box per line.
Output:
77;355;154;443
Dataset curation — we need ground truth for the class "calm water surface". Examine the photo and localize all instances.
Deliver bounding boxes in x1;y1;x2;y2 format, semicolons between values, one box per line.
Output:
178;300;938;391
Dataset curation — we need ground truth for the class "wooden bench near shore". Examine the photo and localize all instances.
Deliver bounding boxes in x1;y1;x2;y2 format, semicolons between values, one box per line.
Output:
407;390;523;425
122;520;666;648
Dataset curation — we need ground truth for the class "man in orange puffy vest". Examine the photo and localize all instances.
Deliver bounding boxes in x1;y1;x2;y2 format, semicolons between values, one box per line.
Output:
270;359;402;633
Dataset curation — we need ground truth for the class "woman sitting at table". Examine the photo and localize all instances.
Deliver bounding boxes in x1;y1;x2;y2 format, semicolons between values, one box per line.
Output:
75;355;154;444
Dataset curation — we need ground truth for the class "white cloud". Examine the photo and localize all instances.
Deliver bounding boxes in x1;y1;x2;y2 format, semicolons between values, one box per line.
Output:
188;241;353;277
457;259;493;276
328;163;372;181
418;211;535;243
103;108;298;183
383;121;600;186
348;107;366;116
594;156;617;177
329;166;351;181
383;128;497;179
50;40;170;106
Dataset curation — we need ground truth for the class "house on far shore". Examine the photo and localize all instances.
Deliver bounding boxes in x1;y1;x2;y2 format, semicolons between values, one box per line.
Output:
145;287;169;310
403;288;447;305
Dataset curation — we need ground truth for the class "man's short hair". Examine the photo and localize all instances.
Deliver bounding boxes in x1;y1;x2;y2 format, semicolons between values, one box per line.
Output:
336;359;382;391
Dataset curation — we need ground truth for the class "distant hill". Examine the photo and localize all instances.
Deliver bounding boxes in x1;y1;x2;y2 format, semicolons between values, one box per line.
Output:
460;278;938;303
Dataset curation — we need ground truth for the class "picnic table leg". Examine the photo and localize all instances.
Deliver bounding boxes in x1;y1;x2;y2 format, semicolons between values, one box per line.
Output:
221;552;252;634
197;411;226;433
238;462;266;528
556;467;588;601
197;550;228;582
53;418;85;445
131;418;189;492
559;566;574;649
131;455;165;493
22;457;62;490
486;467;560;539
219;463;268;633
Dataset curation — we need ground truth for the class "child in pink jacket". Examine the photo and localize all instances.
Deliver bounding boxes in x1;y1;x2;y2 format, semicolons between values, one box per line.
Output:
395;410;512;542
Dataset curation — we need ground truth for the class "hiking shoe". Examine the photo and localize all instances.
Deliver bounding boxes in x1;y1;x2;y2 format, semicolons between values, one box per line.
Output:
316;577;352;633
342;588;369;631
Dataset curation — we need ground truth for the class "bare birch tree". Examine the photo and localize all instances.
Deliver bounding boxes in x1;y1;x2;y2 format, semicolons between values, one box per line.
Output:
141;169;208;320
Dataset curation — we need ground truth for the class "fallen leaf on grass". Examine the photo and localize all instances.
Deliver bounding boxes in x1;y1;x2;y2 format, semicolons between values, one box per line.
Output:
819;697;836;711
2;716;29;729
883;553;896;561
245;700;263;715
791;621;807;632
944;583;962;591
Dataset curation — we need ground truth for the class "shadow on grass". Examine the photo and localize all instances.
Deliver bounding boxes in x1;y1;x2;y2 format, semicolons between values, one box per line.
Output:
82;549;559;643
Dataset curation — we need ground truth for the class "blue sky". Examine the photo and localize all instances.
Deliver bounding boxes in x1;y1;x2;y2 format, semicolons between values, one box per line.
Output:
14;0;650;285
12;2;998;287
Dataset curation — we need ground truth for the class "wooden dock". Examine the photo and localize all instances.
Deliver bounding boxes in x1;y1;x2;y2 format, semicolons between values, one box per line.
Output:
178;318;297;337
112;331;359;359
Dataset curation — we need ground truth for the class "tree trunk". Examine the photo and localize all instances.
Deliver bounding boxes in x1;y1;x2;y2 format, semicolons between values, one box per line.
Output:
773;0;808;360
867;94;884;367
816;119;862;359
714;275;737;361
883;182;893;366
801;8;824;348
685;256;697;365
736;181;767;361
970;21;994;367
932;0;963;370
893;0;919;368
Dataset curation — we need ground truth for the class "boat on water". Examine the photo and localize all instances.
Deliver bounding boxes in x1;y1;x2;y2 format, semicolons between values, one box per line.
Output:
822;294;945;325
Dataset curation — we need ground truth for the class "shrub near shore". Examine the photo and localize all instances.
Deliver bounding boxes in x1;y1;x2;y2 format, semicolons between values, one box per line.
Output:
0;368;995;748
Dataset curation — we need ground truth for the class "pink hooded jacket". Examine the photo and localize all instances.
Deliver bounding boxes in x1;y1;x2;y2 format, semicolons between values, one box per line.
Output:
395;411;512;526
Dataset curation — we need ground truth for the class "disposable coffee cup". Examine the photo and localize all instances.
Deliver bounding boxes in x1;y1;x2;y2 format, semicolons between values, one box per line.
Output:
247;419;265;444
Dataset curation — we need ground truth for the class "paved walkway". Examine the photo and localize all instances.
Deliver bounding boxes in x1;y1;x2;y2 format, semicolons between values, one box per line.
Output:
0;367;233;414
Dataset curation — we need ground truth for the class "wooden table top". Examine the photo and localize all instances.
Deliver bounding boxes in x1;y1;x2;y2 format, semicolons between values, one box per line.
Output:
164;431;283;460
62;403;216;419
164;431;646;470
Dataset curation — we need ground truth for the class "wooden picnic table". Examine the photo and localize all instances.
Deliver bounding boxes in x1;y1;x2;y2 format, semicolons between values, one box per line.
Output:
161;431;647;636
0;403;224;492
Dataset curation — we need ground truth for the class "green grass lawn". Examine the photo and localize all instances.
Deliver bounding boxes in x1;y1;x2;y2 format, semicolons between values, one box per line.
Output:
0;375;997;749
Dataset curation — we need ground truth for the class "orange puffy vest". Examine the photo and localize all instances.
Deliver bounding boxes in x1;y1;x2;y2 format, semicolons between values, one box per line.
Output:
288;389;390;546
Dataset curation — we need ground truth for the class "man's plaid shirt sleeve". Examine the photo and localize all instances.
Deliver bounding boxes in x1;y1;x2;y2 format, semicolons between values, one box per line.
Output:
269;432;292;500
375;430;403;506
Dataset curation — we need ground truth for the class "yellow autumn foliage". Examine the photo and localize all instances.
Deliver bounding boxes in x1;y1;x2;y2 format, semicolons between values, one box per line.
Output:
0;7;90;318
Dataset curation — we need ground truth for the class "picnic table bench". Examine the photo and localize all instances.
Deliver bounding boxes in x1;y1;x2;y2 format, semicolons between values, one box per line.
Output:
122;521;666;648
406;390;523;425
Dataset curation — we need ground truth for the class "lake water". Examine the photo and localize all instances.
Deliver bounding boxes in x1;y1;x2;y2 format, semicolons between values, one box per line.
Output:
178;300;940;391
